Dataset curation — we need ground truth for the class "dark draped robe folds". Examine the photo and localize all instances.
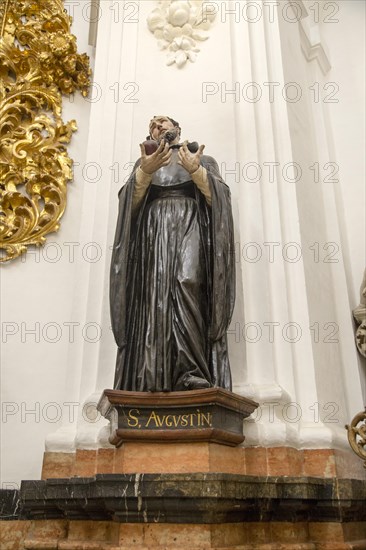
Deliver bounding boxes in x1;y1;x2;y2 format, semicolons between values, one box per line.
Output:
110;154;235;392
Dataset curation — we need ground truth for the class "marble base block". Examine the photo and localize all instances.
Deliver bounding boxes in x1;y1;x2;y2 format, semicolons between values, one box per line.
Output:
40;446;366;480
1;475;366;549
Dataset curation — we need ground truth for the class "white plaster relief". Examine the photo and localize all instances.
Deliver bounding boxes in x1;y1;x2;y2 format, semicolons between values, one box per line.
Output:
147;0;217;68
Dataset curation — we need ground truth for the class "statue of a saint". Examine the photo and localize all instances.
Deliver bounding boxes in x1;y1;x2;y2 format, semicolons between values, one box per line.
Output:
110;116;235;392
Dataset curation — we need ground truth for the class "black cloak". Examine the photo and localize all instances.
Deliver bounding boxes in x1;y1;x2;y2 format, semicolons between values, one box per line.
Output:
110;154;235;392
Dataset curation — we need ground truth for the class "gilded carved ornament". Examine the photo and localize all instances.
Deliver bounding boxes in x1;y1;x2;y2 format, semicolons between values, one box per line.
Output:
0;0;91;262
147;0;217;68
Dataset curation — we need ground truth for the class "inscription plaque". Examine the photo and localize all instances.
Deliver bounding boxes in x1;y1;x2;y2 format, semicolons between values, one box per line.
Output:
98;388;258;447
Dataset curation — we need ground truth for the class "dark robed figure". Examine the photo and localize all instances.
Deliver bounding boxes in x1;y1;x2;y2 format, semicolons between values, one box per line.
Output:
110;116;235;392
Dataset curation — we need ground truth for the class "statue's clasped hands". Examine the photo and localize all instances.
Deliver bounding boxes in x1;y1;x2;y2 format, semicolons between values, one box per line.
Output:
139;139;206;177
139;141;172;175
178;141;205;174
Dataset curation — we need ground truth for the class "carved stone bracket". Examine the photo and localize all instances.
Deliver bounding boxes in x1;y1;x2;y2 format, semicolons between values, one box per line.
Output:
0;0;91;262
147;1;217;68
346;408;366;468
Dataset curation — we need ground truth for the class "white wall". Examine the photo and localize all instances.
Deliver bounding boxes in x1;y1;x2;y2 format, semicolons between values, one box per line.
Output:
0;5;95;487
319;0;366;406
275;0;365;436
320;0;365;303
1;0;365;486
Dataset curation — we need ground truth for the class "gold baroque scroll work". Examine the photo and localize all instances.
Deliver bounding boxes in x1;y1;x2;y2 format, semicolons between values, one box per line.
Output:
0;0;91;262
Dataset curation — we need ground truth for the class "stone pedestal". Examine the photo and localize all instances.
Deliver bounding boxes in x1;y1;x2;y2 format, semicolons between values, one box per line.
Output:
1;388;365;549
97;388;259;446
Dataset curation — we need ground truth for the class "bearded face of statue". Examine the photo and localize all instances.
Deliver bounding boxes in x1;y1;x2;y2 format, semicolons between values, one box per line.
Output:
149;116;181;144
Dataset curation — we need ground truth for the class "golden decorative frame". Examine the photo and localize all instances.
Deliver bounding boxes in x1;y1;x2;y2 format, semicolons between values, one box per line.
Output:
0;0;91;262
